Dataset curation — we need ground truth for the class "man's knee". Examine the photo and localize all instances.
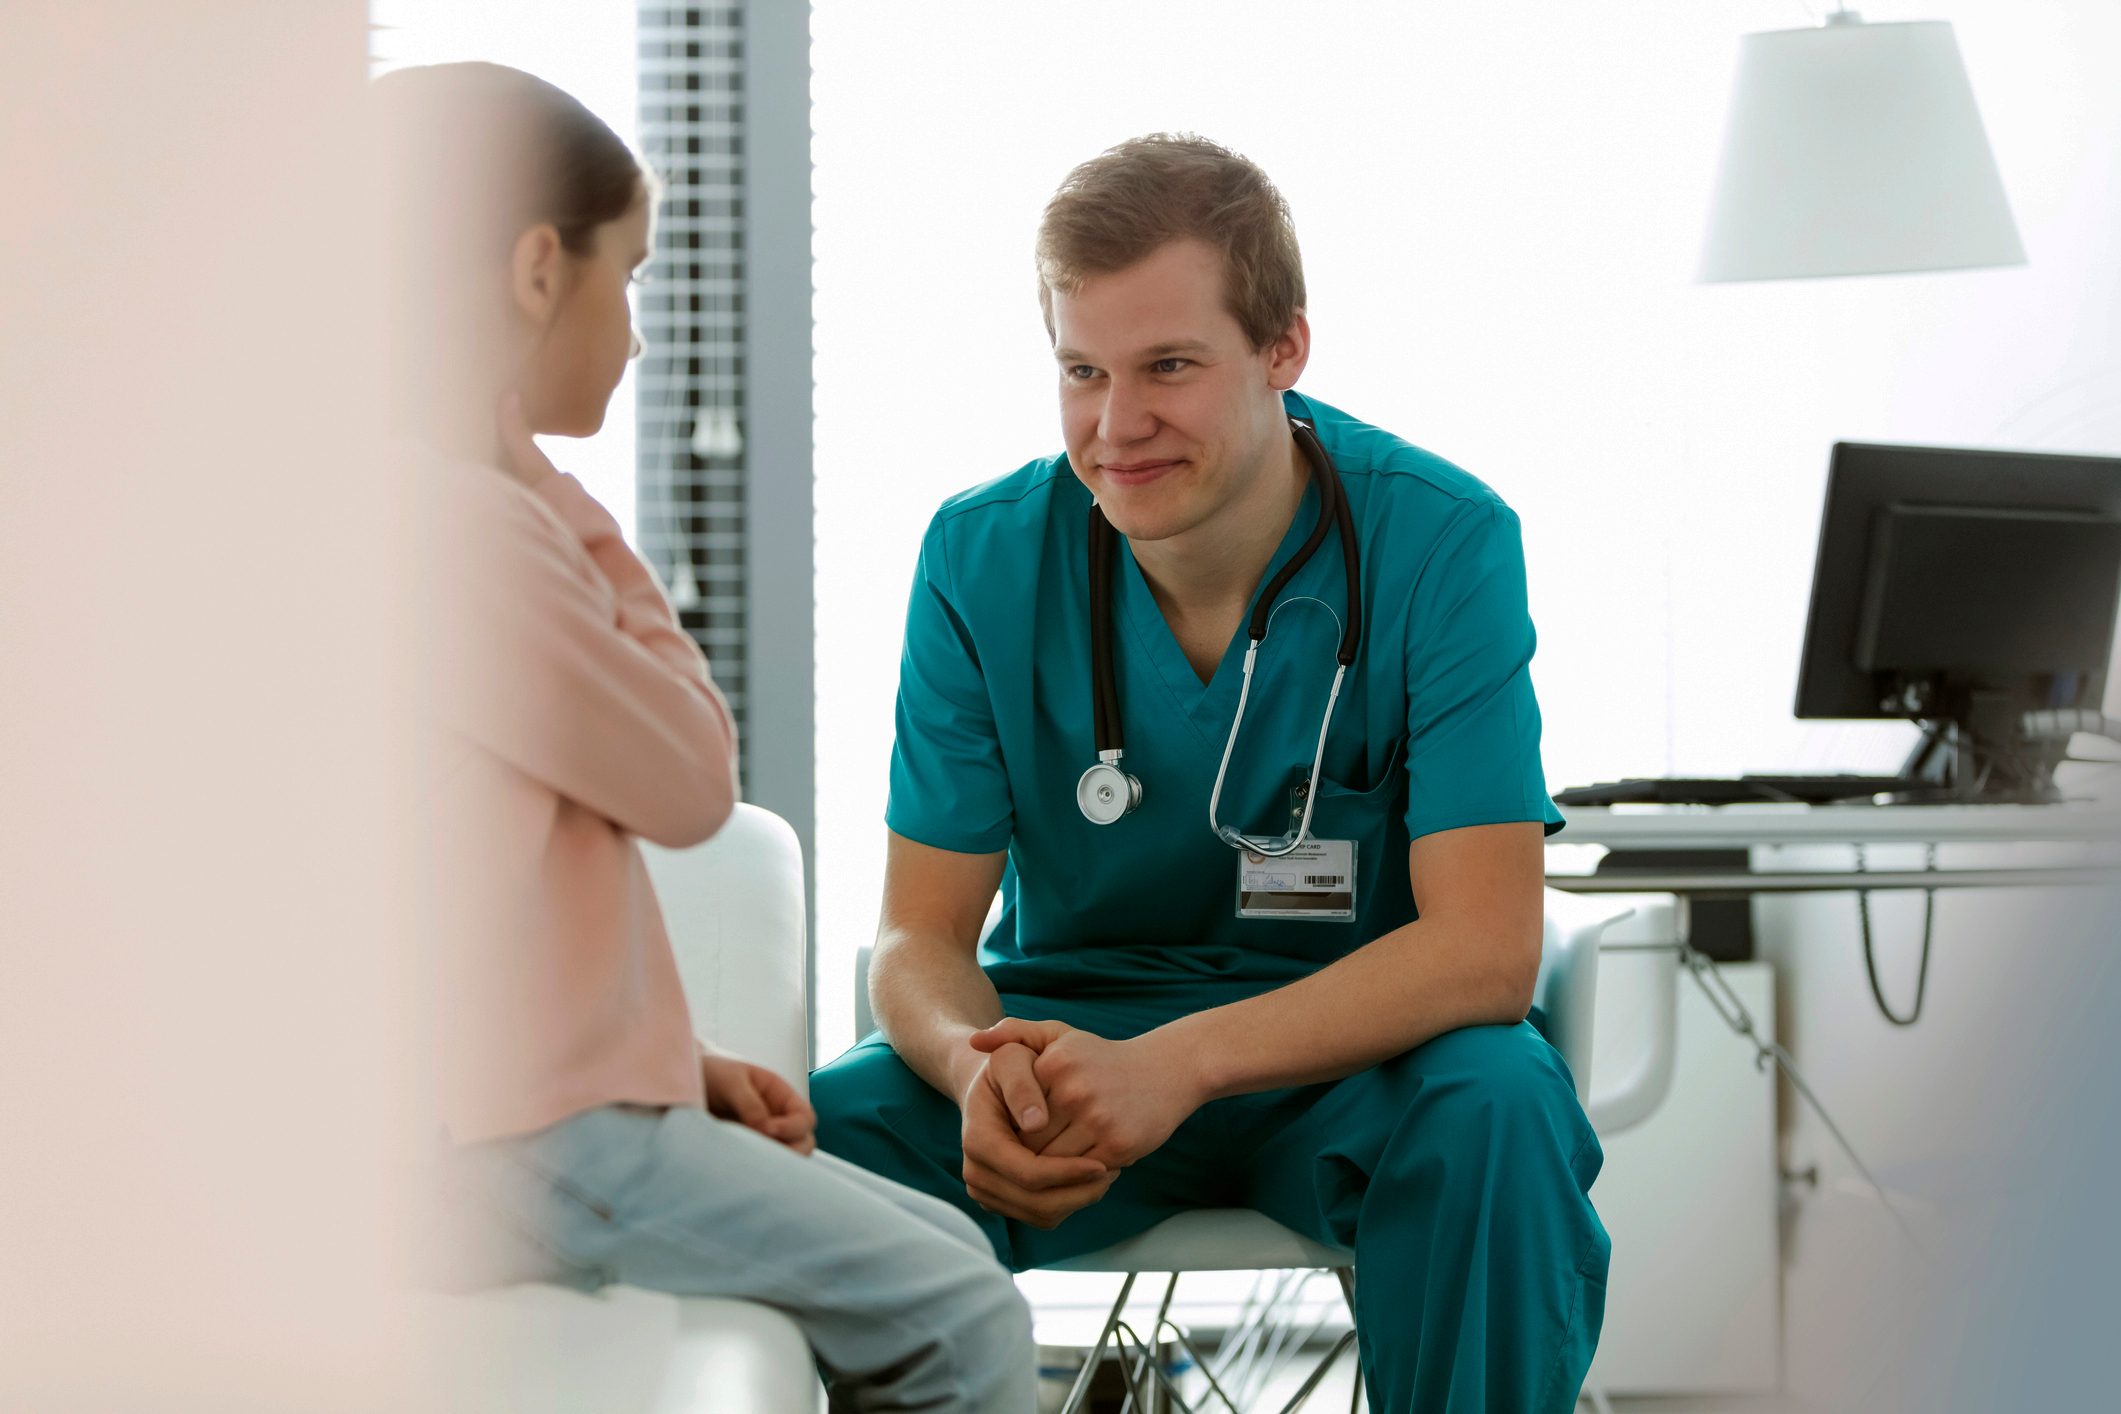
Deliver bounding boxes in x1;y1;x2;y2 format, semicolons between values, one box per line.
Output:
1438;1021;1579;1105
1381;1023;1598;1183
813;1039;941;1154
811;1038;987;1209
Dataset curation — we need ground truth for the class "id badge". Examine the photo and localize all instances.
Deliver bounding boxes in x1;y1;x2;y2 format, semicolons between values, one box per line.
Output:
1236;839;1357;921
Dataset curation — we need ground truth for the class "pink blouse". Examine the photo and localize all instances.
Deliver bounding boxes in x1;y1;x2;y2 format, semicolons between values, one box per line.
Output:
417;442;737;1143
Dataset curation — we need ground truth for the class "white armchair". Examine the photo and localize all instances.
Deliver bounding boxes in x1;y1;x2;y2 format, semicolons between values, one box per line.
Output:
412;804;820;1414
648;804;811;1097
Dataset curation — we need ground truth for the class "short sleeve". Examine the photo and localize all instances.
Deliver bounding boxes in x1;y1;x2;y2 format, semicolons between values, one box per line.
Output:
1402;501;1565;841
885;518;1015;853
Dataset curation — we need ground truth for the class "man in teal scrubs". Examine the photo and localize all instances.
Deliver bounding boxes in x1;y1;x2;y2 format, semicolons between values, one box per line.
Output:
811;134;1608;1412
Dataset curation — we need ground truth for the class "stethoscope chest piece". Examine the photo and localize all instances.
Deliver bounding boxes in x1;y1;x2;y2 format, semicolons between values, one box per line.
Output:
1077;758;1142;825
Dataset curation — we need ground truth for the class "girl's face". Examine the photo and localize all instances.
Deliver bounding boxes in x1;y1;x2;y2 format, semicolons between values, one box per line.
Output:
513;187;651;438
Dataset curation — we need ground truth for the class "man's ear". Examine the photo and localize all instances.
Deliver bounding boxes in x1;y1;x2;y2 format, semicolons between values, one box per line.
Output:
508;223;566;325
1264;309;1311;392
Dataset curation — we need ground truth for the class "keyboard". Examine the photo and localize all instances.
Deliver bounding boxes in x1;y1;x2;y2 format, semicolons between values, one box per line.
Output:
1553;774;1926;807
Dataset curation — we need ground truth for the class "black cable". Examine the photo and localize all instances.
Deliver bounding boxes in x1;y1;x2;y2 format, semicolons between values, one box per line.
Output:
1855;841;1937;1027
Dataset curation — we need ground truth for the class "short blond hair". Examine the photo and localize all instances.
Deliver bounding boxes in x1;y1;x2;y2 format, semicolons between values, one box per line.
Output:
1035;134;1305;351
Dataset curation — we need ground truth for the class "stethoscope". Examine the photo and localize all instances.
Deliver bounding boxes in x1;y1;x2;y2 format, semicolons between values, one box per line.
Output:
1076;416;1363;856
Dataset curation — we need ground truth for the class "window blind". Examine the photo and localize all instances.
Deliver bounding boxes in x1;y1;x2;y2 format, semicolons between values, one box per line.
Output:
637;3;751;775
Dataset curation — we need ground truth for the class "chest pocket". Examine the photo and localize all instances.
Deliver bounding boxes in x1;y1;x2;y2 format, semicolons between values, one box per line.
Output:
1303;735;1417;940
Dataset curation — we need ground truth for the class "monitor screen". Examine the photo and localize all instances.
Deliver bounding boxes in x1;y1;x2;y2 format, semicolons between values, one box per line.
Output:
1796;442;2121;723
1855;504;2121;678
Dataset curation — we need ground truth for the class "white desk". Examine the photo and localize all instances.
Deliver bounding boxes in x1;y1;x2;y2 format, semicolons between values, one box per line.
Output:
1546;803;2121;894
1550;800;2121;1400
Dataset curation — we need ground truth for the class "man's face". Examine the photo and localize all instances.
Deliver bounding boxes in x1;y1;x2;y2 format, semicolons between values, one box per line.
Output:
1051;238;1305;545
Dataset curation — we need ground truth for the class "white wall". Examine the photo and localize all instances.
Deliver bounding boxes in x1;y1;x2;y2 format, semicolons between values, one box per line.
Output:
811;0;2121;1055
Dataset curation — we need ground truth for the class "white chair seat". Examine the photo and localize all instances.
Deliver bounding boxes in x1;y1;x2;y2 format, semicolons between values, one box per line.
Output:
1046;1208;1352;1273
409;1285;813;1414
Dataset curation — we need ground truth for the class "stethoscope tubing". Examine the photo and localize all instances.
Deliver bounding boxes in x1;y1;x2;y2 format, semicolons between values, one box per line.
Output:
1081;416;1363;845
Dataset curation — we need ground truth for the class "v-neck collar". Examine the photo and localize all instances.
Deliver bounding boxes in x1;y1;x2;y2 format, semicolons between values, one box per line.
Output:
1113;472;1331;750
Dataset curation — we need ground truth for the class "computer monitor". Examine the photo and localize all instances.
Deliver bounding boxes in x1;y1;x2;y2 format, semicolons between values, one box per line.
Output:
1795;442;2121;803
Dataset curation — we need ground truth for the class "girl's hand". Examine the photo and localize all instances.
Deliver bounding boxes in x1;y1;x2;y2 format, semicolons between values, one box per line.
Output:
495;391;561;490
700;1052;817;1155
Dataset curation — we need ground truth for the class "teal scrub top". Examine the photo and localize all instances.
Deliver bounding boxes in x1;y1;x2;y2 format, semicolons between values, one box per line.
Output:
886;391;1564;997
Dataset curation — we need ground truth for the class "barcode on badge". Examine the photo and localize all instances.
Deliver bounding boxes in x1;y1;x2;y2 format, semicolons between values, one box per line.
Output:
1303;874;1345;887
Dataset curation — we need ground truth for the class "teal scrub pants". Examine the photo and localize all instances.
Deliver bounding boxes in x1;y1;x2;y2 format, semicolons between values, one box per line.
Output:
811;988;1610;1414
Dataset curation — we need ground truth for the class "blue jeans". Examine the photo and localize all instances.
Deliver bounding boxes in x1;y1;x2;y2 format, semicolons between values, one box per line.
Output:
422;1103;1035;1412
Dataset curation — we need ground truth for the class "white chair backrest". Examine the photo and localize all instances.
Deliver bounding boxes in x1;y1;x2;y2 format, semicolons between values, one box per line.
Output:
644;804;809;1090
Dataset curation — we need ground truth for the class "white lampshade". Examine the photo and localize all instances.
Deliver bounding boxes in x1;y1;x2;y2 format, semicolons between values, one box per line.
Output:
1699;13;2025;282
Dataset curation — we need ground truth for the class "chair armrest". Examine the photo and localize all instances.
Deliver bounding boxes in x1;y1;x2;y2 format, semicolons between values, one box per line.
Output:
1535;889;1640;1102
643;804;809;1091
1580;894;1687;1137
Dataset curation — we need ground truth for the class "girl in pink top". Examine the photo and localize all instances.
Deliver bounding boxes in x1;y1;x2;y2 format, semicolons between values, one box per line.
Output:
385;62;1031;1410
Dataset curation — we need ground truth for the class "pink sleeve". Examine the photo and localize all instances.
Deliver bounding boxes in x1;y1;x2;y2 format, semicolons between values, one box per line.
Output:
532;474;739;748
434;477;740;849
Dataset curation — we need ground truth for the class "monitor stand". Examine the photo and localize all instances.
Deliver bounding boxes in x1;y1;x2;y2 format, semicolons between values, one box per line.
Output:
1895;694;2065;805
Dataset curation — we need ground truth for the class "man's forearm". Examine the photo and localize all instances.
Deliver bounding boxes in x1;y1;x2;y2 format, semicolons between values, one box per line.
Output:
870;929;1007;1102
1150;913;1535;1103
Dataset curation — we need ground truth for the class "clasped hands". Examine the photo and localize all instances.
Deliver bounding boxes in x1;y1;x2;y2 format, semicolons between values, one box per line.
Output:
956;1019;1204;1228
